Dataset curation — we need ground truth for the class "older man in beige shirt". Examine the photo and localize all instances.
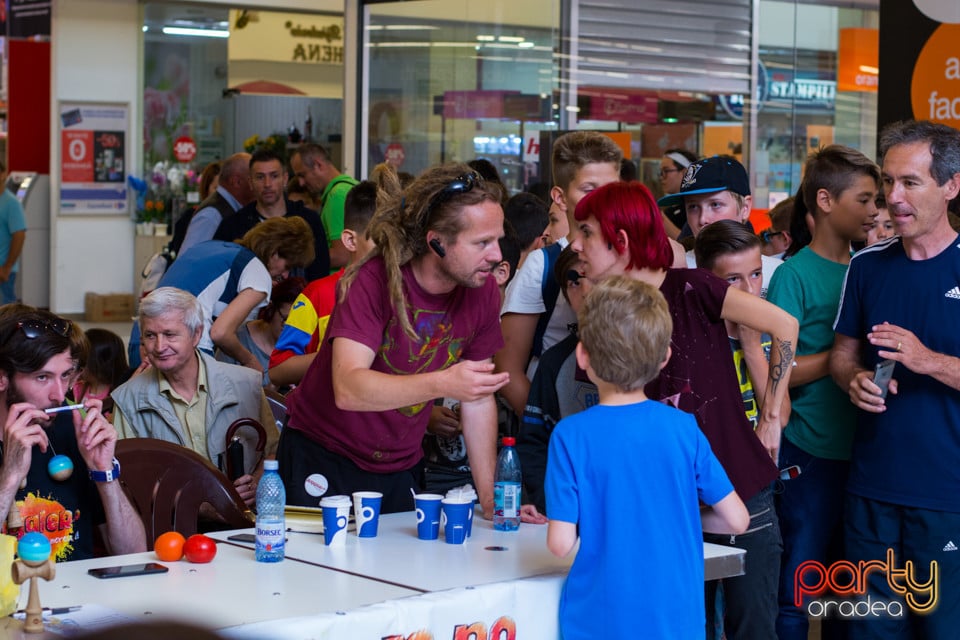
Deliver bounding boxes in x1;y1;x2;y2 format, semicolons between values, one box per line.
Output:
112;288;277;505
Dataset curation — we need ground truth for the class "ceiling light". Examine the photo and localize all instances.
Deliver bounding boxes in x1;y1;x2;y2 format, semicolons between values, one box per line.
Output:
518;41;534;48
498;36;524;43
162;26;229;38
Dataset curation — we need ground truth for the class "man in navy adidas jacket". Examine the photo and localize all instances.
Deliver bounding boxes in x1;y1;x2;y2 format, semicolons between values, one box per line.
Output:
830;119;960;638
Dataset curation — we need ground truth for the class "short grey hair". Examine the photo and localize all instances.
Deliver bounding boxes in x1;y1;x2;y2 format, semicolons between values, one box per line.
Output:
879;120;960;186
139;287;204;334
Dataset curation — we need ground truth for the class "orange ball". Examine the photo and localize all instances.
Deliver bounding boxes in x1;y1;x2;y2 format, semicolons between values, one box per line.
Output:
154;531;186;562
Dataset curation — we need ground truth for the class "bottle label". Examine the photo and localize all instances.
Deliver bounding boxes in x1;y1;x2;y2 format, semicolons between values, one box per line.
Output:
256;520;285;553
494;482;520;518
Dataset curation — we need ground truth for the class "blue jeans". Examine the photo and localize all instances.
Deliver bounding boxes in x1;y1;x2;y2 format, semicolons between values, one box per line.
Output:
704;484;782;639
776;437;849;640
0;272;17;304
845;494;960;640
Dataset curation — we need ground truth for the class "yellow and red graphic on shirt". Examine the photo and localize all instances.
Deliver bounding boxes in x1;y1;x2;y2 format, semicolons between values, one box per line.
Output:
15;493;79;561
381;309;465;417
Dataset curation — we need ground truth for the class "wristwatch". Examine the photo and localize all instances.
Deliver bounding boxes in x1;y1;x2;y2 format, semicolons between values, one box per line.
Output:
88;458;121;483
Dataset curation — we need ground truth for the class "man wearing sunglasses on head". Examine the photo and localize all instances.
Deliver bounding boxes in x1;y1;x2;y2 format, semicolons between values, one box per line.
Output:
278;164;513;518
0;309;145;561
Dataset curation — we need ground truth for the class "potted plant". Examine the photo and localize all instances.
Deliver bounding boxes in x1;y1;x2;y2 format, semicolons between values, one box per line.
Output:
136;202;155;236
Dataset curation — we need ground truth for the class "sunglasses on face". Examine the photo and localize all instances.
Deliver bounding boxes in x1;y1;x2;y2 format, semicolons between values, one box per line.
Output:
18;318;71;339
425;172;483;218
760;230;785;244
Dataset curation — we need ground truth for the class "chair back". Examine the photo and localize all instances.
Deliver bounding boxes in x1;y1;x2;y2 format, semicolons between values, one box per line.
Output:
115;438;254;548
264;388;287;431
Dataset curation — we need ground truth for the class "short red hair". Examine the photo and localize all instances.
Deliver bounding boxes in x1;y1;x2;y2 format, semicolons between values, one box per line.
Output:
574;181;673;271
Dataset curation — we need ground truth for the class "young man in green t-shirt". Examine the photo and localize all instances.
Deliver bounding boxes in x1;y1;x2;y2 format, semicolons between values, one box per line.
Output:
765;145;879;640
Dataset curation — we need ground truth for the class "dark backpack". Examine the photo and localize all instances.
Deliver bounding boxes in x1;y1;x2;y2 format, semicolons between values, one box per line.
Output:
530;242;564;360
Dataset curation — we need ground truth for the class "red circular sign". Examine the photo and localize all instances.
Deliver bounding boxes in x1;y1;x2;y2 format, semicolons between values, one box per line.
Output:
385;143;405;167
173;136;198;163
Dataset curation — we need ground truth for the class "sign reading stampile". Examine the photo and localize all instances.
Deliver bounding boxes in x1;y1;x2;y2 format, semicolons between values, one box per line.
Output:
59;103;129;215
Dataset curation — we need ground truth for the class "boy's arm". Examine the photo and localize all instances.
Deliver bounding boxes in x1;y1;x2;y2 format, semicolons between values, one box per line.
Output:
721;288;798;461
701;491;749;535
494;312;538;415
739;328;791;426
547;519;578;557
791;351;831;387
268;352;318;387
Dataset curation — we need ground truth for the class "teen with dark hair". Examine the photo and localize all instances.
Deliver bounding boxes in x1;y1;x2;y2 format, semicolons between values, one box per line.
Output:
0;310;145;560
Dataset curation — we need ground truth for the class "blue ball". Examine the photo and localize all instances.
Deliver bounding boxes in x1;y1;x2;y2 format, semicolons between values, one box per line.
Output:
18;532;51;563
48;455;74;481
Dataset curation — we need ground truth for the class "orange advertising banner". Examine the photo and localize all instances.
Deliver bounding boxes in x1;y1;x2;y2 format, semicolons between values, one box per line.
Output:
838;28;879;93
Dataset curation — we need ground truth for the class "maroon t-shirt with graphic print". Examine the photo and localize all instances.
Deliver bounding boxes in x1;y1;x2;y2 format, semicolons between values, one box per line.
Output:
286;256;503;473
645;268;777;502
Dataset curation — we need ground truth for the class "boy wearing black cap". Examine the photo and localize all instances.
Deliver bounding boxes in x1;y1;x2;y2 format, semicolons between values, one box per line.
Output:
659;154;782;298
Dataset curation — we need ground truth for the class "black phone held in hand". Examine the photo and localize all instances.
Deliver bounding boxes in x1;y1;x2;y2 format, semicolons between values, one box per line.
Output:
873;359;895;399
87;562;169;579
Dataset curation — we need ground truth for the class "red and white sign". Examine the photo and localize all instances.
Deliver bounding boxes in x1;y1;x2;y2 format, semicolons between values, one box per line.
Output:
523;135;541;163
173;136;198;163
385;143;405;167
61;130;94;183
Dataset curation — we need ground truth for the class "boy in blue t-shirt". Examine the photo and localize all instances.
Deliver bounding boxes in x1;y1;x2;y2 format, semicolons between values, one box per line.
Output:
545;276;749;639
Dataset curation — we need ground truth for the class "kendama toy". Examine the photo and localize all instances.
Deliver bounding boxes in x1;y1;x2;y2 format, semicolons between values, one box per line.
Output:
11;533;55;633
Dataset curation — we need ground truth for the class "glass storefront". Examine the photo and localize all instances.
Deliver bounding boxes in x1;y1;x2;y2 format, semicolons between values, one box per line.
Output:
138;0;880;225
360;0;879;220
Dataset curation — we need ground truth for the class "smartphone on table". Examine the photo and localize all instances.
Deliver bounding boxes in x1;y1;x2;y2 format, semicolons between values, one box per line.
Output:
87;562;169;579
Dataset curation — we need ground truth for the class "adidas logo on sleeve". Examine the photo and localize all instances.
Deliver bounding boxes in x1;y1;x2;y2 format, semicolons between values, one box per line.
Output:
945;286;960;300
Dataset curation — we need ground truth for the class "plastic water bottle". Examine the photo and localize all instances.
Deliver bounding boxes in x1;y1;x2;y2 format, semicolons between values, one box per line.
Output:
493;437;522;531
255;460;285;562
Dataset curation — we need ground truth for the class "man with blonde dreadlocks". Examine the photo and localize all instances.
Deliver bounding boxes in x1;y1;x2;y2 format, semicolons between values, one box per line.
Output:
277;164;509;517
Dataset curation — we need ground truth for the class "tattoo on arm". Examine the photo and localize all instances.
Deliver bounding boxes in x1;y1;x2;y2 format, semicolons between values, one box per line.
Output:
770;339;794;396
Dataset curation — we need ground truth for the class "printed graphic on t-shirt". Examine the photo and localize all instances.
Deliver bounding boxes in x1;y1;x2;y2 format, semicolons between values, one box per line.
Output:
382;309;466;417
15;493;81;561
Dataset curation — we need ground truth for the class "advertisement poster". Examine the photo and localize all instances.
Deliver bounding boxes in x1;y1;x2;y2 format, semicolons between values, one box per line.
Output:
8;0;51;39
878;0;960;132
59;103;128;214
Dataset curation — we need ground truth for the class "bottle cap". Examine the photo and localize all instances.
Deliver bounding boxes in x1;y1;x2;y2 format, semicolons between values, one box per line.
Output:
502;437;516;446
264;460;279;471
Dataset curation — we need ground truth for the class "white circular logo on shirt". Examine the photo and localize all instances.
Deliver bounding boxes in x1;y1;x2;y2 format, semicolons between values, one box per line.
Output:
304;473;328;497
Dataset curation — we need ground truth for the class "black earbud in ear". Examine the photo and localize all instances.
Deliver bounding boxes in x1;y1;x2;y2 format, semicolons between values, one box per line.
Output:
429;238;446;258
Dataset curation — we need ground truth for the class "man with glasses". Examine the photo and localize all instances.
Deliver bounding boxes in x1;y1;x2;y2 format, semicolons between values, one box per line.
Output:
0;309;145;560
278;164;509;517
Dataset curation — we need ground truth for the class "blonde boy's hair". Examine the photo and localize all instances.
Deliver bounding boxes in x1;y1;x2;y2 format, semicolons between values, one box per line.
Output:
551;131;622;191
578;276;672;392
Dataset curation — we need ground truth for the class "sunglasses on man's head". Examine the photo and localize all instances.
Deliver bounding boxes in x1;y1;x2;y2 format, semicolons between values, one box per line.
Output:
18;318;71;339
425;172;483;217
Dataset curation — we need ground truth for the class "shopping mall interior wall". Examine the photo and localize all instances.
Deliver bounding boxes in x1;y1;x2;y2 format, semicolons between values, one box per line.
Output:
50;0;140;314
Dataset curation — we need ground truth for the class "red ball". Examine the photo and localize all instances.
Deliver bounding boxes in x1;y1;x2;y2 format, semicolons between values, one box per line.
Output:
182;534;217;563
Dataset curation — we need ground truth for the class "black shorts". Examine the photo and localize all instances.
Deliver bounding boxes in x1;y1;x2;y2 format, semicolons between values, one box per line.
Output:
276;426;424;514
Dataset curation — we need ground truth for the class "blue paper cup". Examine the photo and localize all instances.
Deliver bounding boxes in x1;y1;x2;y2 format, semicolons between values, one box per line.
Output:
414;493;443;540
352;491;383;538
442;499;472;545
320;495;351;546
445;489;476;537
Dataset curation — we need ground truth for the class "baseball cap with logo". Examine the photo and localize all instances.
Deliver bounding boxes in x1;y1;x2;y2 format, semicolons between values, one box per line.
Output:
657;155;750;208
